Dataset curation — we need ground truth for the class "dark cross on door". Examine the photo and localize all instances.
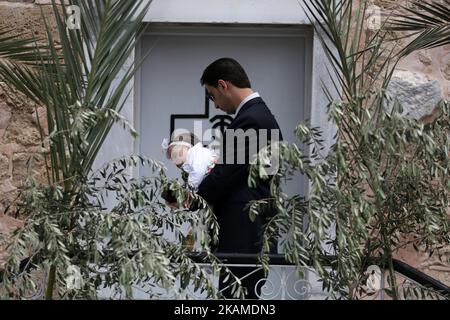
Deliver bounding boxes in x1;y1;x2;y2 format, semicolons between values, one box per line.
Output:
169;89;234;138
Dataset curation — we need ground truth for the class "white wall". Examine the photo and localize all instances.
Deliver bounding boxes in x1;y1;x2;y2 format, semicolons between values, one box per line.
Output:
145;0;310;24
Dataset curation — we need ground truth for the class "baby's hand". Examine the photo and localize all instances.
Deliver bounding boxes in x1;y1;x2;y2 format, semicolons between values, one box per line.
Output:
183;201;192;209
182;192;195;209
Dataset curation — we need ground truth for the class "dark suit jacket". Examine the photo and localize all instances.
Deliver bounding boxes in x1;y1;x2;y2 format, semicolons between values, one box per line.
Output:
197;97;283;253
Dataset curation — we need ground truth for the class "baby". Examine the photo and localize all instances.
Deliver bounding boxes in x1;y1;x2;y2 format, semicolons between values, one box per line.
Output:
161;132;218;251
162;132;218;191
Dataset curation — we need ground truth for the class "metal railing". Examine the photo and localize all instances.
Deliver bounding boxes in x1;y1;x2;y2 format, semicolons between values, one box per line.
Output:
183;253;450;300
1;252;449;300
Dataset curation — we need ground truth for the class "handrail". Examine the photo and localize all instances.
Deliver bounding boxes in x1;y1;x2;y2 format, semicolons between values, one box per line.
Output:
392;259;450;295
187;252;450;296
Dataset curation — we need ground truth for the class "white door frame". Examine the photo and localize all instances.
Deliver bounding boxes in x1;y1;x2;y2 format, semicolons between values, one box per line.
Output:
133;24;315;178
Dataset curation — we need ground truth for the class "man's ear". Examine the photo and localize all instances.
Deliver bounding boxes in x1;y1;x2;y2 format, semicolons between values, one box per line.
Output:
217;79;227;90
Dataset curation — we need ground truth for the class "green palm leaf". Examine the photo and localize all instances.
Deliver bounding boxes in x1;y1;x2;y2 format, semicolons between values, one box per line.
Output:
0;0;151;189
0;0;152;299
389;0;450;56
0;28;43;67
300;0;396;107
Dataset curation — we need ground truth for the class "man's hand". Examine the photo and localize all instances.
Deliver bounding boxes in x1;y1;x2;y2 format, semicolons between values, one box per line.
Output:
166;199;190;210
166;201;180;210
165;192;195;210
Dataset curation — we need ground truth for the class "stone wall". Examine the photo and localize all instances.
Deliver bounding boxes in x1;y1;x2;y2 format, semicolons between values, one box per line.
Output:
375;0;450;119
0;0;56;267
0;0;449;290
372;0;450;287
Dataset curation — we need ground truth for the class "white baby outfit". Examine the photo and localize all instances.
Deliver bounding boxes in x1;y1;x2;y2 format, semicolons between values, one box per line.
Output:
181;142;218;190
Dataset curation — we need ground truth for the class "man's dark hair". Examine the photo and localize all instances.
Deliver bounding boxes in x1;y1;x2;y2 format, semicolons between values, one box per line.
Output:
200;58;251;88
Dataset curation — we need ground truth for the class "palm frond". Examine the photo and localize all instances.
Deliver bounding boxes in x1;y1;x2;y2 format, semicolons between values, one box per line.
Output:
300;0;396;105
389;0;450;56
0;28;45;68
0;0;152;190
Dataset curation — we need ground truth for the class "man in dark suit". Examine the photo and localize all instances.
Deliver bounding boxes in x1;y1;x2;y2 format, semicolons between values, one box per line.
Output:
197;58;283;299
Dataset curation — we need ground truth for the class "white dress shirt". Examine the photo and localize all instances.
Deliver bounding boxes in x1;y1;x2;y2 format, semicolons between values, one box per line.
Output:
234;92;260;116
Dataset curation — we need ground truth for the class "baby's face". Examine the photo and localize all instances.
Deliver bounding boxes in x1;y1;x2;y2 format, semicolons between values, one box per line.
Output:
169;145;189;168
